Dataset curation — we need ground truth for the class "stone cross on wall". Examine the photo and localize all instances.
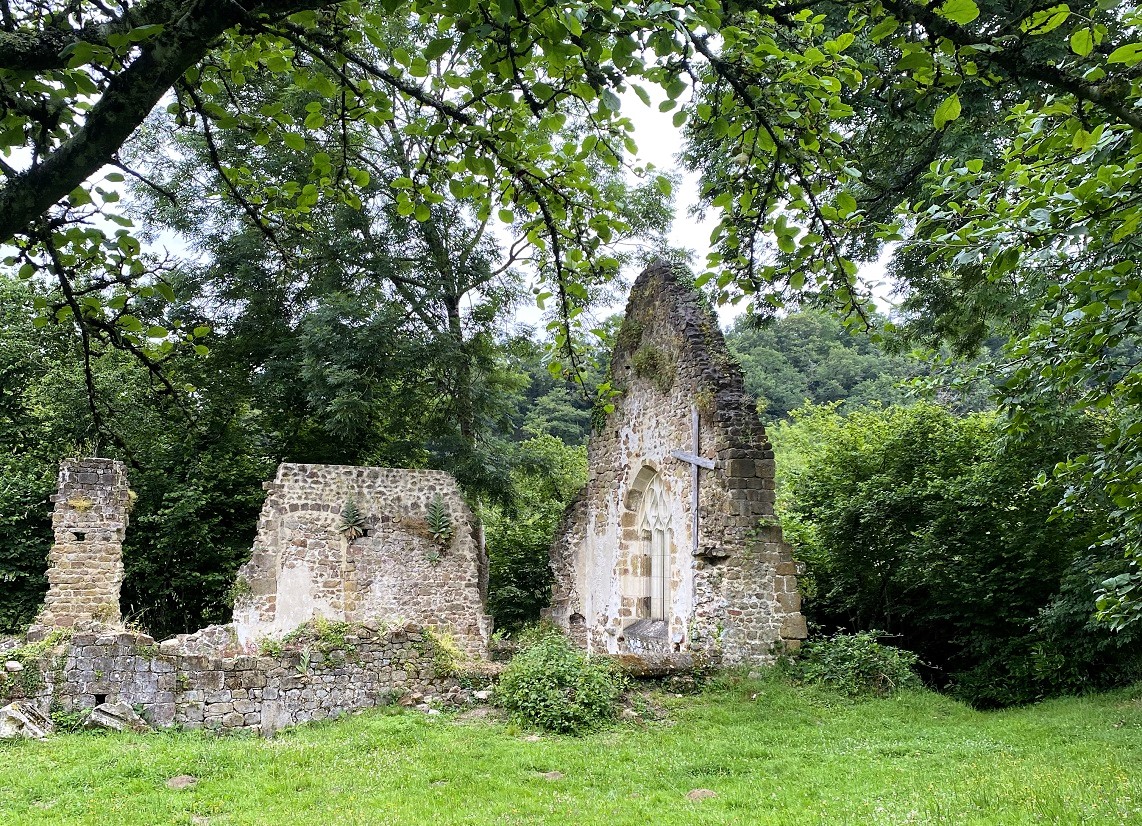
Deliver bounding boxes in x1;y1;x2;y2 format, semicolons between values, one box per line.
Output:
670;406;715;554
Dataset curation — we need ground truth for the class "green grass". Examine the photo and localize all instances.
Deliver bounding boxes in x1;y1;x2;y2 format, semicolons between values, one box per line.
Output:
2;676;1141;825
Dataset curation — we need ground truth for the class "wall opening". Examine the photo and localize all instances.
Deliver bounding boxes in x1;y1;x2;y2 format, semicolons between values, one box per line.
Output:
638;472;672;621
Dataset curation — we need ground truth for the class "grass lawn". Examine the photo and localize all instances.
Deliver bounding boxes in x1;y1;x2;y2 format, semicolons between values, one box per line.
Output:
2;676;1140;825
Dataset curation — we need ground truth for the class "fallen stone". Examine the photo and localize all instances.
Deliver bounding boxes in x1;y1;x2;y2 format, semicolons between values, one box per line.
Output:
687;789;717;801
166;775;198;790
540;771;564;781
4;660;23;672
620;708;640;720
84;701;151;733
0;701;52;740
426;708;442;716
472;689;491;702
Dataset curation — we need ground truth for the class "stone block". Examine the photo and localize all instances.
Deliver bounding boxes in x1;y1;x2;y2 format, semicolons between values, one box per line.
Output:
777;591;802;613
726;459;755;478
84;701;151;733
779;614;808;640
0;702;52;740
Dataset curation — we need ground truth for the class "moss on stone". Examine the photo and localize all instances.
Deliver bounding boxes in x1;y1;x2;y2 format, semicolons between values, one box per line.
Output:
631;345;676;393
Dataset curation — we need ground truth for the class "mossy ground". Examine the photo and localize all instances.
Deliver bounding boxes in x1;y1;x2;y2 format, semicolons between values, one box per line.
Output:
2;675;1140;825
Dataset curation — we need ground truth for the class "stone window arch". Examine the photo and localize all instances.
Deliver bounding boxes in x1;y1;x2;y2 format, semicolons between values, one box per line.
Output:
637;471;672;621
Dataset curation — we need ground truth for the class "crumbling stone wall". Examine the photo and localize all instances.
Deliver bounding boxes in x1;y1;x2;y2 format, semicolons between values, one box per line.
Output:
232;464;492;657
1;622;453;734
547;263;806;664
7;460;495;734
32;459;130;632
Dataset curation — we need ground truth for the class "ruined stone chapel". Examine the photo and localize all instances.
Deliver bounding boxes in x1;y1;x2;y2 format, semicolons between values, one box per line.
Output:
547;262;807;664
2;262;806;737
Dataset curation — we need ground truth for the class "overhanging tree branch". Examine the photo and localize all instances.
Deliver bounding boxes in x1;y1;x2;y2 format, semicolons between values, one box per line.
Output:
0;0;340;244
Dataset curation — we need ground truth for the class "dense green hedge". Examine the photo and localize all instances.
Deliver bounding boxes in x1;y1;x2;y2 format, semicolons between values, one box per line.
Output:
774;402;1142;707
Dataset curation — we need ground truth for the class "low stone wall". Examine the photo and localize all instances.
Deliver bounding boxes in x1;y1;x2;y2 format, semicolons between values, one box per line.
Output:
1;621;456;734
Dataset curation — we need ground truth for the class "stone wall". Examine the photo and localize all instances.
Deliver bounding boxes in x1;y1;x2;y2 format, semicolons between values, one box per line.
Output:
232;464;492;657
32;459;130;632
1;622;454;734
547;263;806;664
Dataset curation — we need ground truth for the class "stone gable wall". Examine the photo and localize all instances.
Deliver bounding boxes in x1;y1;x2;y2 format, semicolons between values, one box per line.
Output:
232;464;492;656
1;623;451;734
547;263;806;664
32;459;130;632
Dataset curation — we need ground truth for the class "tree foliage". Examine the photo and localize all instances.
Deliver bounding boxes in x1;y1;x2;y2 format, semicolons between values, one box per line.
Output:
482;434;587;632
726;309;917;422
773;403;1142;706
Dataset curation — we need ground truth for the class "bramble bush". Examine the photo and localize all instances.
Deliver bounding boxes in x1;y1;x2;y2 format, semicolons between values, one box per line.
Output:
494;633;624;734
789;631;922;697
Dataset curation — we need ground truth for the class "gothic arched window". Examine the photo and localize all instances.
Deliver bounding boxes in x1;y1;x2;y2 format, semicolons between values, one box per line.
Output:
638;473;672;621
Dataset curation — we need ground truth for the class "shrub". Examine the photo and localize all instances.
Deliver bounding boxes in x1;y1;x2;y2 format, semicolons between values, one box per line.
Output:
789;631;921;697
495;634;624;733
513;618;564;650
772;402;1126;707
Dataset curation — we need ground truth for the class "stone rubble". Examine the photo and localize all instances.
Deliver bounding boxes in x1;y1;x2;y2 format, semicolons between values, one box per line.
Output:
0;700;52;740
84;700;152;733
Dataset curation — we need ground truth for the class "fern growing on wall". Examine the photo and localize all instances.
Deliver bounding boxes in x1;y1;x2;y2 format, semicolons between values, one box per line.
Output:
339;499;366;540
426;494;452;544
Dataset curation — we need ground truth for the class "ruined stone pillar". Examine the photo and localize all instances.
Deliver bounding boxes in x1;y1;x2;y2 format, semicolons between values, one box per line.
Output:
33;458;131;631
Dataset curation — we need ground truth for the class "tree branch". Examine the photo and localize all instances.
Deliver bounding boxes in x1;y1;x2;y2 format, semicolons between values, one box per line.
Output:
0;0;340;244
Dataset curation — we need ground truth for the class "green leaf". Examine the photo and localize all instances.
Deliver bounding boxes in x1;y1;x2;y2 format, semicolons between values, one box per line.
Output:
937;0;980;25
869;18;899;42
424;38;452;61
1107;43;1142;65
1070;28;1095;56
498;208;515;223
126;23;164;42
282;132;306;151
1021;4;1070;35
933;93;962;129
837;192;858;216
147;325;168;338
